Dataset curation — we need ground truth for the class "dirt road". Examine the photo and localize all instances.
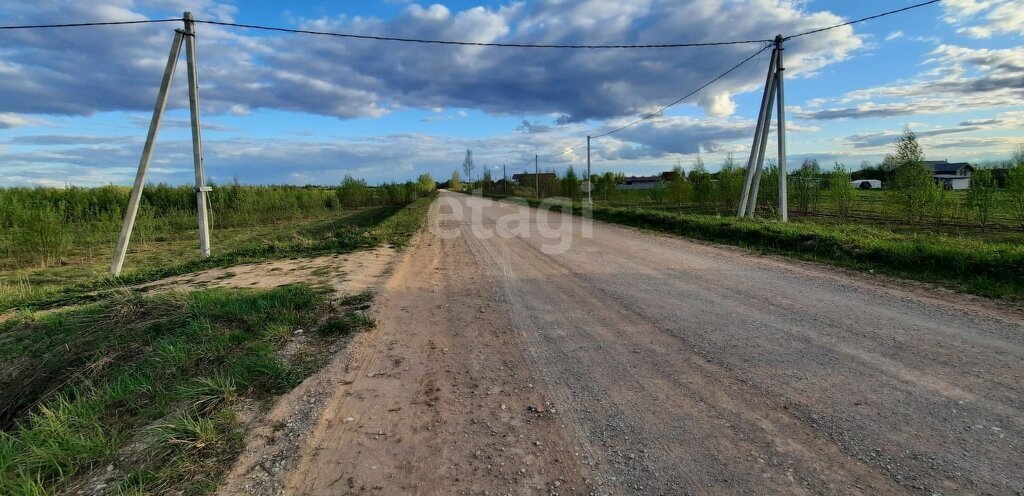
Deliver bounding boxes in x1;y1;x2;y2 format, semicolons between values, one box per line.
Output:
287;191;1024;495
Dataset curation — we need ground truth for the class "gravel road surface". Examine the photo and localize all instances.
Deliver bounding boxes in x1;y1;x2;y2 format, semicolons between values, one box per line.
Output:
287;191;1023;495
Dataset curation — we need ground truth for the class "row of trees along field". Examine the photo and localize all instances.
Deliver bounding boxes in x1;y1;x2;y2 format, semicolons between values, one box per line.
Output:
474;135;1024;230
0;174;437;269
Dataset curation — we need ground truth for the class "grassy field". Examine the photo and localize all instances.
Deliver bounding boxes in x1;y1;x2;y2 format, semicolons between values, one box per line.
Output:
0;185;435;494
0;185;435;310
0;284;374;494
489;194;1024;301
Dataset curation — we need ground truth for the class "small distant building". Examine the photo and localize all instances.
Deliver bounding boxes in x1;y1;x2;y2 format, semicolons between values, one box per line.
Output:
925;160;974;190
493;178;513;192
851;179;882;189
616;175;666;190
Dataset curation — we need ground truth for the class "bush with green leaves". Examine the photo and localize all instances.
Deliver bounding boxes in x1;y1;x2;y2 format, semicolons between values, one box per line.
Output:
690;155;714;209
966;168;999;229
667;169;692;205
753;160;780;217
715;154;744;211
1006;146;1024;229
885;129;935;222
791;158;822;215
0;179;434;272
827;162;854;219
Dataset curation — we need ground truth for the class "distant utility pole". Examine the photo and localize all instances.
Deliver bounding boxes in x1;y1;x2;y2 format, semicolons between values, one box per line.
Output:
535;154;539;198
111;11;211;276
737;35;788;221
503;164;507;194
587;135;592;204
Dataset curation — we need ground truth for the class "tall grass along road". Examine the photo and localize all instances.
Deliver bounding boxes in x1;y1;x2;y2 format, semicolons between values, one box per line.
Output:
293;190;1024;494
0;193;435;495
0;186;436;311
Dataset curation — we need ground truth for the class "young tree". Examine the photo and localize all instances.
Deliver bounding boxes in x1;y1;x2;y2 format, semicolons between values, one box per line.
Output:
827;162;854;218
1007;145;1024;229
596;171;618;201
880;155;898;184
462;149;475;185
791;158;822;215
417;173;436;194
716;153;743;211
929;182;953;225
482;168;493;193
338;174;369;208
668;163;692;205
966;168;998;229
757;159;779;216
886;128;933;222
562;166;580;199
449;170;462;191
690;153;713;209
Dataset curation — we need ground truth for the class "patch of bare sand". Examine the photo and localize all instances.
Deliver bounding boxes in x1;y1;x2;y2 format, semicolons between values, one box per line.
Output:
141;246;396;295
208;246;401;496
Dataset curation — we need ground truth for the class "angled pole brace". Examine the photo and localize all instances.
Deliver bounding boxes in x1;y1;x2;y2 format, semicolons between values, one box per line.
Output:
110;30;184;276
737;44;779;217
746;44;780;218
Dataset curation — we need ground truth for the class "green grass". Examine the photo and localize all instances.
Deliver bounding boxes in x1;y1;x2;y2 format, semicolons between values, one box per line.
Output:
336;291;374;307
318;311;375;337
0;187;437;495
0;283;378;495
585;188;1024;238
0;182;431;270
0;194;437;312
494;195;1024;301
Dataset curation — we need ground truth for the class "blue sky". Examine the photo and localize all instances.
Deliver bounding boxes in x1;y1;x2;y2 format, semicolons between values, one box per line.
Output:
0;0;1021;186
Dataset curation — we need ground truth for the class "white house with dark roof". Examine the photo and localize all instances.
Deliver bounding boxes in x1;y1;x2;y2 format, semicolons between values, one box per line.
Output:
925;160;974;190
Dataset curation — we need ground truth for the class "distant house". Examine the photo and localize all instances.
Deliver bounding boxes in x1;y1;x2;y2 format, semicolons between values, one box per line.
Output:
512;172;557;187
493;178;513;192
616;175;666;190
925;160;974;190
851;179;882;189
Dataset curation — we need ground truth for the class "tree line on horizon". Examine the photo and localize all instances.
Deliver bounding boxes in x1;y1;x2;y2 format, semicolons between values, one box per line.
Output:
450;136;1024;230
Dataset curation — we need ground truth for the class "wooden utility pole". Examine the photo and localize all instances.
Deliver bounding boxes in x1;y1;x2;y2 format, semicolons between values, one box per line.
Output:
111;12;211;276
503;164;507;193
535;154;539;198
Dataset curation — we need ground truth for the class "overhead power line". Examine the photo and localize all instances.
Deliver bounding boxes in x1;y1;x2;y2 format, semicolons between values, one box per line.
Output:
0;19;180;30
192;19;771;48
0;1;942;47
525;42;770;164
784;0;942;40
539;140;588;159
592;43;773;139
